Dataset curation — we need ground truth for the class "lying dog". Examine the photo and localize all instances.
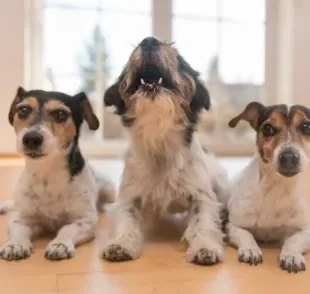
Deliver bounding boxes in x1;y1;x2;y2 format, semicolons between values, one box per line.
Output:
102;37;229;265
227;102;310;273
0;87;115;261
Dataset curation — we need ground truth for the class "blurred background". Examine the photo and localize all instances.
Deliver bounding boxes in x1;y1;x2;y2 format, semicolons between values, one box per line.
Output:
1;0;309;158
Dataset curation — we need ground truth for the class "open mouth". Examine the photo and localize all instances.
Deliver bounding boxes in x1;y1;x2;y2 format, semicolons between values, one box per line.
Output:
127;65;173;95
25;151;46;159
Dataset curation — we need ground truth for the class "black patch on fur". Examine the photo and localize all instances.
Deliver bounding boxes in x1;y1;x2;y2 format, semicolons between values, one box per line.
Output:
133;197;142;209
67;143;85;179
178;55;211;144
256;104;288;130
220;209;229;234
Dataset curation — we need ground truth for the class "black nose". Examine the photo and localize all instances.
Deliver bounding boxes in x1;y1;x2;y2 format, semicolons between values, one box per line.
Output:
140;37;159;48
23;132;43;149
279;150;300;170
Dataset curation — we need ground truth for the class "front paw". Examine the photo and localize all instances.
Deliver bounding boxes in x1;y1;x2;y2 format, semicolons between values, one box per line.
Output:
102;244;135;262
45;240;75;260
279;252;306;273
186;246;223;265
0;240;32;261
238;247;263;266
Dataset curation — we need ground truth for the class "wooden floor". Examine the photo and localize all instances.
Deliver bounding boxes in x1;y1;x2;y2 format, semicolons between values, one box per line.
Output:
0;160;310;294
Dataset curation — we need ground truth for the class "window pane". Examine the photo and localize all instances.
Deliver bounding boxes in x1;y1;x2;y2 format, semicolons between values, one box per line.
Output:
219;23;265;85
172;11;265;145
44;8;97;78
172;18;217;80
173;0;217;17
221;0;265;22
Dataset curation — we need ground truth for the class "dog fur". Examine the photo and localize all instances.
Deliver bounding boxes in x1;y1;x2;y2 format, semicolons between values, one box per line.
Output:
226;102;310;273
102;37;229;265
0;87;115;261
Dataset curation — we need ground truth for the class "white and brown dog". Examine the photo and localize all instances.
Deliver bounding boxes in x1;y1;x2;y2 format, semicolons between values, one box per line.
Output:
0;87;115;261
102;37;229;265
227;102;310;273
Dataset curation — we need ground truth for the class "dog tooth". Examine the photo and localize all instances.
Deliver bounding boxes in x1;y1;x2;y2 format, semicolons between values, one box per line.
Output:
140;78;145;85
158;77;162;84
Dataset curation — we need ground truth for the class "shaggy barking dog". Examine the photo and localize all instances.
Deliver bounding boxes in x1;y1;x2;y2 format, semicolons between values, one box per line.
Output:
0;87;115;261
102;37;228;265
227;102;310;273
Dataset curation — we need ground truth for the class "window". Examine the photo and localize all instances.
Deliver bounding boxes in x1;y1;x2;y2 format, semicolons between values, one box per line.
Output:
39;0;266;156
43;0;151;142
173;0;265;151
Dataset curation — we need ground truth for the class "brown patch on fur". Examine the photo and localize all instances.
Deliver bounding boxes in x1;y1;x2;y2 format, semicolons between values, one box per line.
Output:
257;110;288;163
44;100;76;148
13;97;39;134
289;107;310;156
125;92;188;168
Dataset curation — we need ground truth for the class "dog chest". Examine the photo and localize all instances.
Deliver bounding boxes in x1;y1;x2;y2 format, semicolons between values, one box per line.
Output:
16;168;96;222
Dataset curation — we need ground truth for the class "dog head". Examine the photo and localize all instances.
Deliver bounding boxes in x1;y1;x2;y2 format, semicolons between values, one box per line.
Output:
103;36;210;144
228;102;310;177
9;87;99;160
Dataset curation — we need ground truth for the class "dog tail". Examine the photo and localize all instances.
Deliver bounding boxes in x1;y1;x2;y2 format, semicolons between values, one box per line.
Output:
0;200;13;214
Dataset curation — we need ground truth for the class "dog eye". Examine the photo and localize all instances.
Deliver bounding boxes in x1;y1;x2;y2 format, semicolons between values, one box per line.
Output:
51;110;69;123
17;106;31;120
300;122;310;135
262;124;276;137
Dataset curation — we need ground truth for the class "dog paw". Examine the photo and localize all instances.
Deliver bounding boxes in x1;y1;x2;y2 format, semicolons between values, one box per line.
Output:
102;244;134;262
45;240;75;260
279;253;306;273
0;240;32;261
238;247;263;266
186;246;223;265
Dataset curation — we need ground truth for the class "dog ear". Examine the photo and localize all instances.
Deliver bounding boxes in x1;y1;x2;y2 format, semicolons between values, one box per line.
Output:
193;79;211;111
74;92;100;130
103;82;126;115
8;86;26;125
178;55;210;111
228;101;265;129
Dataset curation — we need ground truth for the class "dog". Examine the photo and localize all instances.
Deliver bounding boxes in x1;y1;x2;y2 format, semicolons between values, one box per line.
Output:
0;87;115;261
226;101;310;273
101;37;229;265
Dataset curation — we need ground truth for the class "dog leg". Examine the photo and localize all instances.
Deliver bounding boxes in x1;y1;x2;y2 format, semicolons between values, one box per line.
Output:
226;222;263;265
45;214;97;260
102;199;143;262
183;199;224;265
0;214;42;261
279;229;310;273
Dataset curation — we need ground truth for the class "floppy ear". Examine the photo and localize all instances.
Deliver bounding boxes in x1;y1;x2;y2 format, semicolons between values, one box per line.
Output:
8;86;26;125
103;82;126;115
192;79;211;111
74;92;100;130
177;55;210;111
228;101;265;130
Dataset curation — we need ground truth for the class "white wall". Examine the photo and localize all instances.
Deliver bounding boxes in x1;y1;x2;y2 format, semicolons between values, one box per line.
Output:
0;0;25;153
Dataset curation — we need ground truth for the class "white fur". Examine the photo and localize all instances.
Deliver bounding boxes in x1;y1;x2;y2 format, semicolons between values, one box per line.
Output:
103;135;229;264
227;155;310;272
0;154;113;261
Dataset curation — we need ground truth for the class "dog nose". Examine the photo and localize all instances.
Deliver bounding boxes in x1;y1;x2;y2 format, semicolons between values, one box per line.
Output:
279;151;300;169
23;132;43;149
140;37;159;48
